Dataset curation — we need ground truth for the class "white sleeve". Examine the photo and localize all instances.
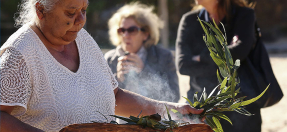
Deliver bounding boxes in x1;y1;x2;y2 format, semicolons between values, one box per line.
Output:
0;48;32;116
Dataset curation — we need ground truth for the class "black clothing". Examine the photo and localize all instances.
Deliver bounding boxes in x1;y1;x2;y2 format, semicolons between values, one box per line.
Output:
175;6;260;132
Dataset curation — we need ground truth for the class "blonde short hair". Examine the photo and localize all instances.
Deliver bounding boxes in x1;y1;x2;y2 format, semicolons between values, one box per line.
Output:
108;2;164;48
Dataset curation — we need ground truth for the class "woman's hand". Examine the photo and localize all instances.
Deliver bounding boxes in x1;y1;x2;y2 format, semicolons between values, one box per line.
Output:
116;56;129;82
174;103;203;115
116;53;144;82
175;103;205;123
125;53;144;73
163;103;205;123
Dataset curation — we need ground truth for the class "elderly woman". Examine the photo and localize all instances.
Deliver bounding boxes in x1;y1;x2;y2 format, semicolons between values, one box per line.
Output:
104;2;180;103
0;0;202;132
175;0;261;132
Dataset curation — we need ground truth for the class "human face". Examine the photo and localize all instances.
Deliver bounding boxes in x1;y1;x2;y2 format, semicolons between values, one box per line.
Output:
119;18;148;53
38;0;88;46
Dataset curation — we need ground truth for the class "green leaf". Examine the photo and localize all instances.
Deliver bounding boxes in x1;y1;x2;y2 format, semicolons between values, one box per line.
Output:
137;110;142;118
201;20;226;44
199;88;207;102
209;51;225;67
110;115;134;123
206;112;232;125
130;116;140;122
224;44;234;66
214;34;225;47
208;85;220;98
171;109;183;119
137;117;144;125
222;86;230;93
202;96;216;106
206;116;218;131
209;32;224;59
165;105;172;121
183;96;193;106
202;96;230;110
194;17;270;132
193;92;199;102
198;17;210;38
216;91;232;98
234;107;253;116
217;69;223;83
193;101;200;108
220;77;228;90
219;22;228;41
97;111;108;122
202;88;208;101
212;19;222;34
219;67;229;78
230;70;237;98
110;120;118;124
240;85;270;106
213;116;223;132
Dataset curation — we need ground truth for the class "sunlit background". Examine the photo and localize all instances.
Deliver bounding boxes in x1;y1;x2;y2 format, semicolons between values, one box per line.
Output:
1;0;287;132
1;0;287;48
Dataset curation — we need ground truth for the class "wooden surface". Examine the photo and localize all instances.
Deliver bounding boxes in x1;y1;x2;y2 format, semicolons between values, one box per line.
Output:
59;123;213;132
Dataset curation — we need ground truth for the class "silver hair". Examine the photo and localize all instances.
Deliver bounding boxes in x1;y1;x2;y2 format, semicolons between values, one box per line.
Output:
14;0;59;27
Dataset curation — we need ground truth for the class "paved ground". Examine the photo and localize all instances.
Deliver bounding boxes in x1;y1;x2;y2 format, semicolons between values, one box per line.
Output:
178;53;287;132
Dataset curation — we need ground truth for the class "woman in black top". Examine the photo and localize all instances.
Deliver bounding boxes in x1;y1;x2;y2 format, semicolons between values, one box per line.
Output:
175;0;261;132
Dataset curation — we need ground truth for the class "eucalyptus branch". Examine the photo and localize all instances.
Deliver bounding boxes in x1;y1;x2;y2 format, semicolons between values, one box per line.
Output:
172;17;269;132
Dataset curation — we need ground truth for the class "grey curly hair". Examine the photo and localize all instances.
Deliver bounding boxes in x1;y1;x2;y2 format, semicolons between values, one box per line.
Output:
14;0;59;27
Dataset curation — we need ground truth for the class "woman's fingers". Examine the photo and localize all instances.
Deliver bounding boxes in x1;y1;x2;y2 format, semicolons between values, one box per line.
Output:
125;53;144;73
188;107;204;115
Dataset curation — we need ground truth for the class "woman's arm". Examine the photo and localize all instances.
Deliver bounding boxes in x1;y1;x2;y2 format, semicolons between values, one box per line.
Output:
0;48;40;132
0;106;43;132
175;12;216;76
114;87;203;118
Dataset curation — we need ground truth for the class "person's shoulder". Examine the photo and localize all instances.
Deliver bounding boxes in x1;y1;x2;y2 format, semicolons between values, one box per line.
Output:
104;48;117;60
179;9;203;25
236;6;255;17
1;24;37;53
238;6;254;12
182;9;201;19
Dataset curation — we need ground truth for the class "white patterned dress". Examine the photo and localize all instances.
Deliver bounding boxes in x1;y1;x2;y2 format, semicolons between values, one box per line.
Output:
0;24;118;132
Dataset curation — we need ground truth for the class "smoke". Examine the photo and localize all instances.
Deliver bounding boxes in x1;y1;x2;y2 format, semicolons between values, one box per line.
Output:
117;69;205;125
123;70;177;103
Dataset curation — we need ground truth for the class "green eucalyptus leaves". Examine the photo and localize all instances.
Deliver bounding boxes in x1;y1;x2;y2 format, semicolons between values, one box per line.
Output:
172;17;269;132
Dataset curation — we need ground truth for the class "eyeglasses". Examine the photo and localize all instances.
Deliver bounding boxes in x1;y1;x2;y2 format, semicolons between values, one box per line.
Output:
117;26;145;35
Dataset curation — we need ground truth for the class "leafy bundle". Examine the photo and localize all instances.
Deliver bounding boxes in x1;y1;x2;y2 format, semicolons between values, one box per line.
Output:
172;18;269;132
110;107;180;131
108;18;268;132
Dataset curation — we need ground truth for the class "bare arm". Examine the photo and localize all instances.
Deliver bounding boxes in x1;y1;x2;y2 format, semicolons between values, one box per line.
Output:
114;87;203;118
0;106;44;132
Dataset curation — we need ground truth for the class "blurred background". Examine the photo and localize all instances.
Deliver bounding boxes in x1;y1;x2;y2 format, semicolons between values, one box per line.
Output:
1;0;287;132
1;0;287;49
